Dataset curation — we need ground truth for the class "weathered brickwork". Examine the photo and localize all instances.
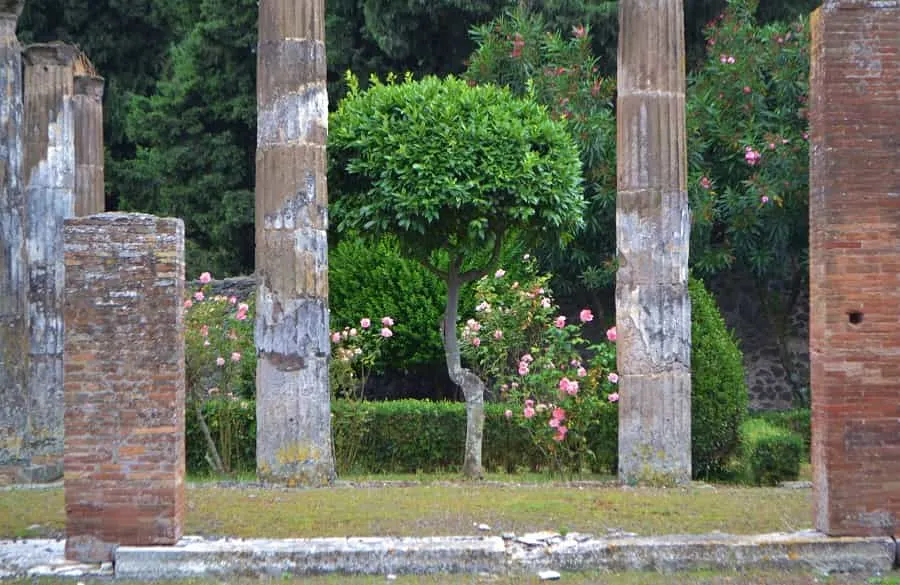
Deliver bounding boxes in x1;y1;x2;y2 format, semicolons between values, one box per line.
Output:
63;213;185;562
809;0;900;538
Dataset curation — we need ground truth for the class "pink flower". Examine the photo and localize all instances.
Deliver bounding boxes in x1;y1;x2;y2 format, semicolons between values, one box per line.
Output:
199;272;212;284
518;363;530;376
494;269;506;278
523;406;536;419
577;367;587;378
761;195;770;204
511;382;519;389
231;352;242;362
216;357;225;367
476;301;491;312
579;308;594;323
541;298;551;309
184;299;193;309
565;381;579;396
554;316;566;328
700;176;712;190
606;326;617;342
608;392;619;403
744;147;761;166
194;291;205;301
360;318;371;329
238;303;249;312
727;56;735;64
235;310;248;321
229;296;237;305
558;377;572;392
743;86;752;94
331;332;341;343
525;399;535;408
380;327;393;338
493;329;503;340
521;353;534;363
466;319;481;332
504;409;513;419
553;426;568;442
608;372;619;384
382;316;394;326
349;328;358;337
552;407;566;421
768;142;776;150
549;418;560;428
572;24;586;39
802;132;809;141
472;337;481;347
200;325;209;337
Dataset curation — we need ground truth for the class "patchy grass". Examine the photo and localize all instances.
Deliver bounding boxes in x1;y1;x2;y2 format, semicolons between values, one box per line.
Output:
6;569;897;585
0;481;812;540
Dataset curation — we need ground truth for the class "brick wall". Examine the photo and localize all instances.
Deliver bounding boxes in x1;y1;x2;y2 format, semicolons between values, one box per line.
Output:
63;213;185;562
809;0;900;538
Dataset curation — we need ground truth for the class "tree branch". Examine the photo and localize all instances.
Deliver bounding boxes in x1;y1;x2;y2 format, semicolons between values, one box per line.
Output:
418;257;448;281
460;230;505;284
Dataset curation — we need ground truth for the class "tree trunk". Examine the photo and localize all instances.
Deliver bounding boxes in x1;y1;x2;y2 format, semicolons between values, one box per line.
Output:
443;258;485;478
615;0;692;485
255;0;335;486
0;1;28;472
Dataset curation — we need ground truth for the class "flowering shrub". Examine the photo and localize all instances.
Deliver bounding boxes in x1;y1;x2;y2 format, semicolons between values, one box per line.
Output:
329;316;395;401
459;257;618;475
184;272;256;473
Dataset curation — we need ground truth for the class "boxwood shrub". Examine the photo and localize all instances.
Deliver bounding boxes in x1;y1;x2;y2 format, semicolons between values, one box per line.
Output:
738;418;803;486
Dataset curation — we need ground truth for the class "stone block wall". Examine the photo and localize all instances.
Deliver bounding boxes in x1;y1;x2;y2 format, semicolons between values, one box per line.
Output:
809;0;899;537
63;213;185;561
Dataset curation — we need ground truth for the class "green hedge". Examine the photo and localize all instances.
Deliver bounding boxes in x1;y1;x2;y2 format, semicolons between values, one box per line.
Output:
751;408;810;459
737;418;803;486
187;398;618;476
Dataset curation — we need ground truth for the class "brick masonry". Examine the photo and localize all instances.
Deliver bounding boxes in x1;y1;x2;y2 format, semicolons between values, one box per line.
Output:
63;213;186;562
809;1;900;537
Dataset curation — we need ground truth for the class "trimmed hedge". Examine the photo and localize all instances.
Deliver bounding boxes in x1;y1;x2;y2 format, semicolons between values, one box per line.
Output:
738;418;803;486
751;408;810;459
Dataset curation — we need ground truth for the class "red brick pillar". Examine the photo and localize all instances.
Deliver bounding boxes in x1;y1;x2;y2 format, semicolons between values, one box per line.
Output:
63;213;186;561
809;0;900;538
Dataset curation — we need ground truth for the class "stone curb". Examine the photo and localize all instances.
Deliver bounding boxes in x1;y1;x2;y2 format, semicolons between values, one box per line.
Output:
1;532;896;580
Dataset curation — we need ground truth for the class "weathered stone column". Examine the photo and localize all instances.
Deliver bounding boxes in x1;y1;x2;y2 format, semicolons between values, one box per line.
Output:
64;213;186;562
809;0;899;538
73;74;104;216
255;0;334;485
0;0;27;483
21;42;78;481
615;0;692;484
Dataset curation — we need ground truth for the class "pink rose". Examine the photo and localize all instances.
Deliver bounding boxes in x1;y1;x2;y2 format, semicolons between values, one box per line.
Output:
552;407;566;421
554;316;566;328
184;299;193;309
349;328;358;337
360;318;371;329
231;352;242;362
761;195;770;204
566;381;579;396
608;392;619;403
381;316;394;327
472;337;481;347
700;176;712;190
194;291;205;301
525;399;535;408
380;327;393;338
606;326;617;342
541;298;551;309
494;269;506;278
229;296;237;305
493;329;503;340
579;308;594;323
199;272;212;284
504;409;513;419
331;332;341;343
216;357;225;367
518;363;530;376
523;406;535;419
608;372;619;384
553;426;568;442
235;310;248;321
577;367;587;378
558;378;571;392
549;418;560;428
521;353;534;363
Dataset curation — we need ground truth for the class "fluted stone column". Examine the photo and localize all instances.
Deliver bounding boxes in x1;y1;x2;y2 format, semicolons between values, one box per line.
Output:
0;0;27;482
615;0;692;484
73;74;104;216
255;0;334;485
21;43;78;480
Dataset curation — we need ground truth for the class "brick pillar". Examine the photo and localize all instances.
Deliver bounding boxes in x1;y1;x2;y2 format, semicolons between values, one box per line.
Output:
21;43;78;481
73;74;104;216
63;213;186;562
0;0;27;483
809;0;900;538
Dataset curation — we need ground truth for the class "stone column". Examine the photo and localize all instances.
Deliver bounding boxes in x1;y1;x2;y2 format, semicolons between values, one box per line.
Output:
21;42;78;481
615;0;692;484
255;0;334;485
0;0;27;483
809;0;900;537
64;213;186;562
73;74;104;216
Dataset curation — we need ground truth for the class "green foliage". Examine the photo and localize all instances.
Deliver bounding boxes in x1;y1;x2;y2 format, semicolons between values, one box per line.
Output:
117;0;257;277
330;237;447;370
329;73;585;265
689;276;749;478
737;418;803;486
186;397;256;474
751;408;810;458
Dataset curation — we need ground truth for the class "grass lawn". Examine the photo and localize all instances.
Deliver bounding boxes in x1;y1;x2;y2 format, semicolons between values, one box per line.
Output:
5;570;899;585
0;477;813;540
